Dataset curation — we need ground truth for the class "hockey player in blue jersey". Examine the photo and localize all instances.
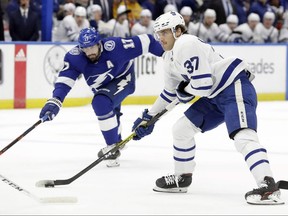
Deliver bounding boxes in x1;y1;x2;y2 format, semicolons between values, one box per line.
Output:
39;27;164;167
132;11;287;204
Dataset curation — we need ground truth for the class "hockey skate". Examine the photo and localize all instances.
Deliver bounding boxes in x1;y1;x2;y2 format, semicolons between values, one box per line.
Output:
245;176;284;205
98;144;121;168
153;174;192;193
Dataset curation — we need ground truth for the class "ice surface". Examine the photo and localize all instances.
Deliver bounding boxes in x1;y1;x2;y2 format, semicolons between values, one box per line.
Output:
0;101;287;215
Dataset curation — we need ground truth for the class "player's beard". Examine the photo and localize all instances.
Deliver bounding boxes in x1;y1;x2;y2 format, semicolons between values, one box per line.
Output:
87;46;101;63
87;54;98;62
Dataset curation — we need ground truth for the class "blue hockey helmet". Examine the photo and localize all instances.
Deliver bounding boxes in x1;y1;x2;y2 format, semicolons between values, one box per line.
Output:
78;27;101;49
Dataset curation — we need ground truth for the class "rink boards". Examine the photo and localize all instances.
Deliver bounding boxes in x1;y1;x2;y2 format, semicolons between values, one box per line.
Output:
0;42;286;109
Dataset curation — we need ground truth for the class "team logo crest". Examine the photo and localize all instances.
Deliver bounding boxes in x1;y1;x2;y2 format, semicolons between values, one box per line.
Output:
69;47;81;55
43;45;67;85
104;40;115;51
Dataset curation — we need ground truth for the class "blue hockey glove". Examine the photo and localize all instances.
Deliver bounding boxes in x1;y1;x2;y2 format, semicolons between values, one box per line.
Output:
39;98;62;122
132;109;155;140
176;81;195;104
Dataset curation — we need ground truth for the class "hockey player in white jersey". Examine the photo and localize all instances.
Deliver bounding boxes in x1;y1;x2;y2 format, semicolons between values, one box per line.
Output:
131;9;154;36
53;3;79;42
219;14;239;35
230;13;260;43
253;11;279;43
132;11;286;205
189;9;233;43
179;6;195;34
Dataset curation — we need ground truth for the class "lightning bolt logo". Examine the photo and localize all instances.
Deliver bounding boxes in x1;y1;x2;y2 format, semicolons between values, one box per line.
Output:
88;69;113;89
114;74;131;95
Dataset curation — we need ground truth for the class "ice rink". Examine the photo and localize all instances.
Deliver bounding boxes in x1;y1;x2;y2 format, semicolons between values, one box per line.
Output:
0;101;288;215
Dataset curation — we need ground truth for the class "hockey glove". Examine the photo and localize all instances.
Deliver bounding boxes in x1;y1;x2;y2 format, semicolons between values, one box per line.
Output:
132;109;155;140
176;81;195;104
39;98;62;122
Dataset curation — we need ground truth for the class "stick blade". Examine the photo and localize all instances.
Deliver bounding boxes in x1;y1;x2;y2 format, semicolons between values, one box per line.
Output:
277;180;288;190
35;180;55;188
39;196;78;204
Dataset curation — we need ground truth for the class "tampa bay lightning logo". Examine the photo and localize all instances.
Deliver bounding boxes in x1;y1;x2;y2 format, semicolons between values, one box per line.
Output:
43;45;67;85
104;40;115;51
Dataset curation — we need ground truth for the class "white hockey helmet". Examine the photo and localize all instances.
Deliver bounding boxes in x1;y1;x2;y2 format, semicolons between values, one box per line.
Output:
180;6;192;16
263;11;275;22
154;11;185;39
75;6;87;17
248;13;260;22
204;9;216;18
226;14;239;24
63;3;76;13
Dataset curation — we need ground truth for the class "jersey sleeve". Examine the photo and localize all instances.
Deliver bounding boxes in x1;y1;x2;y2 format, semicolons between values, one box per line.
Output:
111;34;164;62
52;49;82;102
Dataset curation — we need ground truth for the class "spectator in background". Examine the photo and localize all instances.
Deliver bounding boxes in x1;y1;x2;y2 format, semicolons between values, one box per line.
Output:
249;0;273;21
153;0;180;20
232;0;250;24
87;4;103;29
113;0;143;25
279;9;288;42
253;11;279;42
207;0;237;25
74;6;90;31
189;8;232;42
87;4;111;37
131;9;154;35
8;0;39;41
108;5;131;37
219;14;239;34
179;6;195;33
53;2;78;42
231;13;260;43
92;0;113;22
0;3;4;41
270;0;285;29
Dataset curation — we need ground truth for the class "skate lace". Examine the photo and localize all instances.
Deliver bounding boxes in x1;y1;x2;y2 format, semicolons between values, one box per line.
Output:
251;182;269;194
164;175;180;187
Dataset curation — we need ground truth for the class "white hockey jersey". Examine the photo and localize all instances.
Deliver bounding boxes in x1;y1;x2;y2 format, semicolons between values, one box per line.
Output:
232;23;256;43
189;22;230;43
219;23;233;35
107;19;130;37
253;23;279;43
149;34;251;115
131;20;155;36
53;15;79;42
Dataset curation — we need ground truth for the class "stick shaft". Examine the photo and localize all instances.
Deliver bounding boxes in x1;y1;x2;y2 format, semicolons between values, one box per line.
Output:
45;99;179;187
0;120;42;156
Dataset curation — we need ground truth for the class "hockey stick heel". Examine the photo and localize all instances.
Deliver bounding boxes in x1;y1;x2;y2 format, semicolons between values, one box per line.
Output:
276;180;288;190
35;180;55;188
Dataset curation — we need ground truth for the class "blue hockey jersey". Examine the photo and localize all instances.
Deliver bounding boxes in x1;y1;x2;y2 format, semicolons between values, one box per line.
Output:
52;34;164;102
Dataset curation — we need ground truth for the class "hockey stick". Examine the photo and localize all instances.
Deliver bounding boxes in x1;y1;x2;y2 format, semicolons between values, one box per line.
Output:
0;115;48;156
0;174;77;203
35;99;179;188
276;180;288;190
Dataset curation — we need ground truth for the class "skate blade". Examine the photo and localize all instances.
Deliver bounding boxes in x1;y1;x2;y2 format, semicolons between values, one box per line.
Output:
246;194;285;205
106;159;120;168
153;186;188;193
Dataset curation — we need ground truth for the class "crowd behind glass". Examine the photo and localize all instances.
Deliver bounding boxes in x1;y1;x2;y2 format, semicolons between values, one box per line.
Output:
1;0;288;43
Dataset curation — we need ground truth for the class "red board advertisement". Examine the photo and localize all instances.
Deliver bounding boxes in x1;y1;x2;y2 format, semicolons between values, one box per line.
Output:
14;44;27;108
